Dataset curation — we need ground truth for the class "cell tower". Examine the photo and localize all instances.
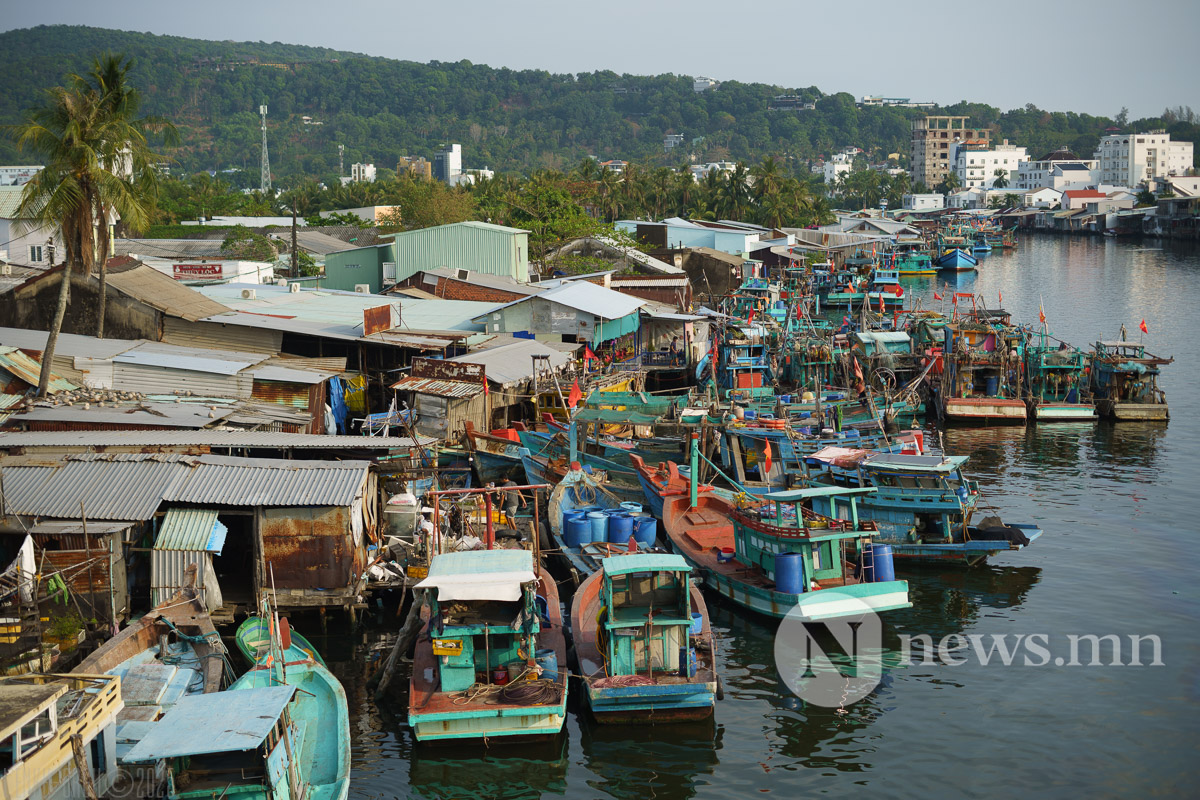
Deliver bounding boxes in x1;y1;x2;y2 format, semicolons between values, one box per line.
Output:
259;104;271;194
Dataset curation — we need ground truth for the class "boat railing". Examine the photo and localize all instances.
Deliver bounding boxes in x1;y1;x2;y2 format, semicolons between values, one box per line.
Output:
731;507;865;540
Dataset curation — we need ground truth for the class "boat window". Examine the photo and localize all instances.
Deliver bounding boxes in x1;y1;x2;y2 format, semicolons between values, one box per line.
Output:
18;709;54;756
176;751;266;792
0;733;15;772
90;730;106;779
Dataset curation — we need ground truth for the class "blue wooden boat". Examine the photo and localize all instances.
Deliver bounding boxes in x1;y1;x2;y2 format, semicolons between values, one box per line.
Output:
232;616;350;800
463;422;529;485
518;427;682;471
570;553;716;722
935;247;977;271
801;449;1042;566
123;683;312;800
409;551;568;743
517;431;653;506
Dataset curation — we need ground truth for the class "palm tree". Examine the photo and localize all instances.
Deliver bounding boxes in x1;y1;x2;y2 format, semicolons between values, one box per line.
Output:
939;171;962;194
12;56;173;390
992;168;1009;188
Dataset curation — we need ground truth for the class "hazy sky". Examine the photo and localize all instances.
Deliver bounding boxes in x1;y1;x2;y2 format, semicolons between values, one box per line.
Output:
5;0;1197;119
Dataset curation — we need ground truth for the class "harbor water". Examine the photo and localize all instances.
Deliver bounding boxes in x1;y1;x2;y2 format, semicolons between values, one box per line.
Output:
337;236;1197;797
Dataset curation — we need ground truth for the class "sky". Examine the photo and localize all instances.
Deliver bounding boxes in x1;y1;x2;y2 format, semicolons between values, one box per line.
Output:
4;0;1198;119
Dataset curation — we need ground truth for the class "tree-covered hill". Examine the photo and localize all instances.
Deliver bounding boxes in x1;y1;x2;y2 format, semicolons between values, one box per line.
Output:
0;25;1194;185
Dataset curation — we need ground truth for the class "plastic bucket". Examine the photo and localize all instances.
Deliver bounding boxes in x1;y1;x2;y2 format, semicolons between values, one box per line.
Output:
620;501;643;514
633;516;657;547
535;648;558;682
565;517;591;548
984;376;1000;395
492;667;509;685
867;543;897;583
744;409;757;420
775;552;806;595
780;395;792;404
717;546;735;563
689;613;703;635
607;513;635;544
587;511;609;543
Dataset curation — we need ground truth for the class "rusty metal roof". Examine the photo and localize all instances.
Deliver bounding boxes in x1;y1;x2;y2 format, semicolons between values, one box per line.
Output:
167;455;370;507
390;375;484;398
0;430;433;449
0;347;77;393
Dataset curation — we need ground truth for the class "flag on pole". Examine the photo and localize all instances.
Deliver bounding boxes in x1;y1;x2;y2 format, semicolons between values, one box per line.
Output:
999;290;1003;306
878;293;885;313
1139;319;1148;334
934;291;943;301
853;357;864;382
893;284;903;297
763;440;773;474
584;345;597;363
1038;298;1046;325
567;379;582;408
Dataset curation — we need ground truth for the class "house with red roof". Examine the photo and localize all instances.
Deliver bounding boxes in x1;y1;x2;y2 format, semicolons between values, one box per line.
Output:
1061;189;1107;210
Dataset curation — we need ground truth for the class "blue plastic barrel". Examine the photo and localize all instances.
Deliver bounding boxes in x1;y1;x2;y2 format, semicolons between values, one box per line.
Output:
633;516;657;547
587;511;609;542
744;409;757;420
620;501;642;514
607;513;635;544
678;647;697;677
867;544;896;583
565;516;591;548
689;613;703;635
775;552;806;594
984;376;1000;395
780;394;792;404
535;648;558;682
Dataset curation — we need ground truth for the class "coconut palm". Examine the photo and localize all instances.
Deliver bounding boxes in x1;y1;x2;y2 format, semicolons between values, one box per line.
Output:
11;55;174;391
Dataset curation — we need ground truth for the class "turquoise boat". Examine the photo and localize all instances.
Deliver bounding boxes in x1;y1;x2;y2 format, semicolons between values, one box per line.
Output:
1089;340;1172;421
802;450;1042;566
123;684;312;800
1025;338;1097;421
409;550;568;743
235;615;328;668
232;617;350;800
570;553;716;722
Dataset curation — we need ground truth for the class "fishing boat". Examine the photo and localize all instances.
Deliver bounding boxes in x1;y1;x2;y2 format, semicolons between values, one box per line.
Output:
409;550;568;743
122;683;315;800
231;613;350;800
518;430;653;505
649;453;911;620
801;448;1042;565
571;553;717;722
463;422;529;485
935;247;978;271
892;244;938;276
824;268;906;309
1089;341;1172;420
1025;338;1097;421
546;466;659;584
937;295;1028;424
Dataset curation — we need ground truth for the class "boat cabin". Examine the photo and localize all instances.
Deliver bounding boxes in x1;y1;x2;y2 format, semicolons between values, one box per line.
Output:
600;554;693;677
123;685;301;800
414;550;540;693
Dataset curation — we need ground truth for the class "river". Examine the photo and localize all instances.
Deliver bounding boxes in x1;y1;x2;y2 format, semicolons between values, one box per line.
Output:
326;234;1200;799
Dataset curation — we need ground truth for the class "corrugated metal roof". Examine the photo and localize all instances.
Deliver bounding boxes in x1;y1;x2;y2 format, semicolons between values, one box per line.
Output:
0;454;194;520
391;375;485;398
0;430;433;449
16;402;235;428
104;262;231;322
248;365;331;384
114;239;229;258
0;327;139;359
0;347;78;393
167;454;370;507
114;343;270;376
447;338;571;386
155;508;225;552
475;281;645;323
123;687;295;761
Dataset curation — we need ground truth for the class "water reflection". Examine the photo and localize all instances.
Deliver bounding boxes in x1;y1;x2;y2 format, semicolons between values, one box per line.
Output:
408;736;569;800
579;718;719;800
903;565;1042;630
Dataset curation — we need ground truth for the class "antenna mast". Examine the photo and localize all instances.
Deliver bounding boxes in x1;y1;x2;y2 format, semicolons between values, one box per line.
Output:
259;104;271;194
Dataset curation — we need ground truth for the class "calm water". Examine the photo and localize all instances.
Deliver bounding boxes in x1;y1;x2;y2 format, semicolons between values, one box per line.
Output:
331;236;1200;799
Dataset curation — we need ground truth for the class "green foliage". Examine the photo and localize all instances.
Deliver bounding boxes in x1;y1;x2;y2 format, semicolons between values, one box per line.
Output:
1135;190;1157;207
48;610;85;640
222;225;278;261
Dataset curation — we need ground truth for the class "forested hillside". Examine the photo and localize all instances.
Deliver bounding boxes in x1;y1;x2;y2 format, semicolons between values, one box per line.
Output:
1;25;1195;186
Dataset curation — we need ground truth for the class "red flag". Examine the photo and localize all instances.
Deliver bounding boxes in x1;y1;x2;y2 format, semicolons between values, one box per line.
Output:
878;293;885;313
763;440;773;474
934;291;943;301
584;345;596;363
893;284;903;297
853;357;864;382
748;308;756;324
998;290;1003;306
567;379;582;409
1139;319;1148;334
1038;301;1046;325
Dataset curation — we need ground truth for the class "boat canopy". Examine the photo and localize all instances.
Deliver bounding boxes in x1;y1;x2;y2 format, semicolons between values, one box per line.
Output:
807;446;874;468
416;550;536;602
602;552;690;576
864;453;969;471
124;686;296;761
764;486;878;502
572;408;661;426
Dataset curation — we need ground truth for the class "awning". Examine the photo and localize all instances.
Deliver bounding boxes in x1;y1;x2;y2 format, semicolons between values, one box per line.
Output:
572;408;662;426
391;376;484;398
155;508;227;554
415;549;536;602
123;686;295;761
806;446;874;469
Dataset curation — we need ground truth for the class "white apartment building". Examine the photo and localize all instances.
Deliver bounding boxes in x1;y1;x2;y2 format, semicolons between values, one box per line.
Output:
434;143;463;184
1013;149;1098;191
1096;131;1193;186
824;153;853;185
952;140;1028;189
902;193;944;211
350;162;377;183
693;77;717;93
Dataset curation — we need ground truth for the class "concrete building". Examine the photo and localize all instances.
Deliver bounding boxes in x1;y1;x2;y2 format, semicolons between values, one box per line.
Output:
0;166;41;187
824;153;853;185
911;116;991;189
693;77;717;92
664;133;685;151
473;280;644;351
1025;187;1063;208
1013;149;1098;191
350;162;377;183
1062;189;1109;211
1096;131;1193;186
434;143;463;184
951;140;1028;189
902;193;945;211
0;186;64;268
861;96;936;109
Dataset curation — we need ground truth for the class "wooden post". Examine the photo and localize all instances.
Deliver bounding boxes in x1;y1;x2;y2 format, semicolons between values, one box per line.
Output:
80;502;96;626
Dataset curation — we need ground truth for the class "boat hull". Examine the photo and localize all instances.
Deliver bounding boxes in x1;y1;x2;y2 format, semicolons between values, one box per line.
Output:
943;397;1027;424
936;249;978;270
1031;402;1098;421
873;525;1044;565
1097;400;1169;421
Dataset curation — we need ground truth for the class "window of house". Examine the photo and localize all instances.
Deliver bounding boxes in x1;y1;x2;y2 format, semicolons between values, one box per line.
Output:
29;245;43;263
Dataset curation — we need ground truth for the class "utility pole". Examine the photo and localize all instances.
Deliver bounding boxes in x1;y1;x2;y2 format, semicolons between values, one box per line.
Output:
338;144;345;179
259;104;271;194
291;202;299;279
